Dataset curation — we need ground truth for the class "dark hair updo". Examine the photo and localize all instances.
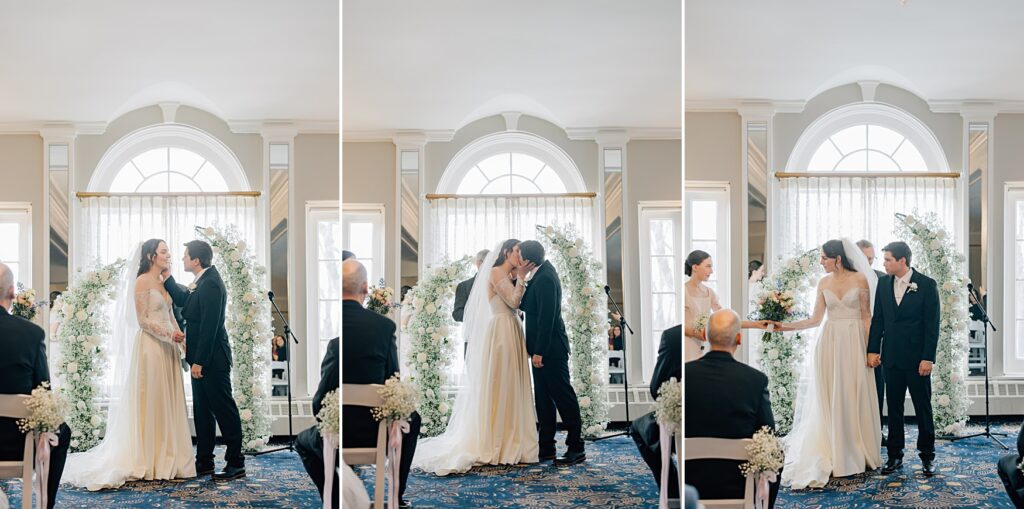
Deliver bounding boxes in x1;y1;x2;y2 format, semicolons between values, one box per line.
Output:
685;250;711;277
748;260;763;279
822;239;857;272
493;238;521;267
138;238;166;277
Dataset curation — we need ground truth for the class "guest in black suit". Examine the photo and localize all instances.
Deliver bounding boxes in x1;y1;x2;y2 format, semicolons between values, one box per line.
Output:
858;238;888;445
452;249;490;359
296;336;339;508
0;263;71;509
868;241;941;476
342;259;420;509
630;324;681;499
518;240;585;465
685;309;778;508
998;421;1024;508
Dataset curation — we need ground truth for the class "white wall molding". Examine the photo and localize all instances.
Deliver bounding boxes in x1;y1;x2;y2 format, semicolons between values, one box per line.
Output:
567;127;679;141
858;80;880;102
687;99;805;114
158;102;180;124
501;111;521;132
259;123;299;142
230;120;338;135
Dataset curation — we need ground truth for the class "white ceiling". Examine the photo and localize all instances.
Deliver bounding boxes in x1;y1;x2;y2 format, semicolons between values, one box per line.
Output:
0;1;338;123
342;0;681;132
686;0;1024;103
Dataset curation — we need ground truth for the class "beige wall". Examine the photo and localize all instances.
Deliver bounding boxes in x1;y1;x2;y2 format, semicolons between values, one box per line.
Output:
341;141;397;287
0;135;44;290
989;114;1024;378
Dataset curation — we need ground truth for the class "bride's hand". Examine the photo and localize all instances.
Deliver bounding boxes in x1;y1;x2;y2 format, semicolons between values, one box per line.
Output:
517;261;537;279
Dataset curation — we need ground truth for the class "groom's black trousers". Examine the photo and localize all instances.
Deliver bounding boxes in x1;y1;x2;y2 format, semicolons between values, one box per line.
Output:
874;364;885;428
192;367;245;468
885;366;935;461
532;355;584;452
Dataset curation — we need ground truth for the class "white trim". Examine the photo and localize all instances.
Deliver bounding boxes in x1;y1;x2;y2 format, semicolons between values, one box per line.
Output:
1004;185;1024;375
686;100;806;114
783;103;951;175
637;201;682;382
307;201;341;395
229;120;339;135
435;131;586;194
88;124;251;192
0;205;33;290
684;181;731;310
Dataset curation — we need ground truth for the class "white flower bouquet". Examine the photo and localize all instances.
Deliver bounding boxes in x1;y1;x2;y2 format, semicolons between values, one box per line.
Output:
16;382;66;434
11;283;38;321
739;426;784;478
693;313;709;339
317;388;340;437
654;377;681;433
371;375;419;423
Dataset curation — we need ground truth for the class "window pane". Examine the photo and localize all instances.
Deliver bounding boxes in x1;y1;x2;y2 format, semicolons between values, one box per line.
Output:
401;151;419;171
650;218;674;255
132;148;169;177
319;261;341;299
193;165;229;191
533;167;567;193
511;153;545;180
807;142;841;171
477;153;511;180
167;172;202;192
362;260;376;284
690;201;716;239
348;222;373;260
651;256;676;292
510;175;541;194
653;294;678;330
456;168;488;195
1018;201;1024;238
1017;241;1024;279
110;164;144;192
604;148;622;169
136;175;168;192
867;151;899;172
169;148;206;177
482;176;512;194
319;300;340;340
270;144;290;168
0;223;19;260
831;125;867;154
318;221;340;259
893;142;928;172
690;241;717;268
1017;281;1024;319
868;125;903;156
49;145;69;168
835;151;868;172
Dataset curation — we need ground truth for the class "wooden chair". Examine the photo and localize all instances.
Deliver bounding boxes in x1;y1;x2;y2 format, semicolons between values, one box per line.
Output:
0;395;34;509
684;437;754;509
341;384;388;509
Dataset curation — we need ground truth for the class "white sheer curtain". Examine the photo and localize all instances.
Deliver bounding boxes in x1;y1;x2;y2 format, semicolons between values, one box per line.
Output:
78;194;259;398
423;195;594;382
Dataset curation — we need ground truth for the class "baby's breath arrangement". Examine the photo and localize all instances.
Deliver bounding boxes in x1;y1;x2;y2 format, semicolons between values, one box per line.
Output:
693;313;709;339
317;388;339;437
371;375;420;423
654;377;681;433
738;426;785;478
16;382;67;434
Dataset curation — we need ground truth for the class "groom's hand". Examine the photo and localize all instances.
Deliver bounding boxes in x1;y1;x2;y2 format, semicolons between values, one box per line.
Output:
919;360;933;376
517;261;537;279
867;353;881;367
532;354;543;368
191;364;204;379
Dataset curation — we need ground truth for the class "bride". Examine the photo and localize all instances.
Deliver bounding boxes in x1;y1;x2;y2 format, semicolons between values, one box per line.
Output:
63;239;196;490
412;238;539;475
777;238;882;489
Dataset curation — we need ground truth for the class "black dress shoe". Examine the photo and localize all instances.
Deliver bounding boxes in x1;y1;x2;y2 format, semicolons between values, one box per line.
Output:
922;459;936;477
554;450;586;466
881;434;887;447
538;451;556;461
196;466;214;476
399;499;413;509
881;457;903;474
212;465;246;481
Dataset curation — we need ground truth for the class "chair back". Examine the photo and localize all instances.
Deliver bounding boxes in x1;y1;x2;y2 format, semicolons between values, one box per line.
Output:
0;394;34;509
684;437;754;509
341;384;387;509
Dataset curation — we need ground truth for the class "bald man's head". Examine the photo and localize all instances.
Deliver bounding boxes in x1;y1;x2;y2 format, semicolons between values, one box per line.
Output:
342;259;369;302
707;309;742;351
0;263;13;305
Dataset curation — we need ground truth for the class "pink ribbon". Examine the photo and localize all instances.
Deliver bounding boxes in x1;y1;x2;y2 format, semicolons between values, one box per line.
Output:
658;422;672;509
387;420;409;508
34;431;58;509
322;432;338;509
755;471;777;509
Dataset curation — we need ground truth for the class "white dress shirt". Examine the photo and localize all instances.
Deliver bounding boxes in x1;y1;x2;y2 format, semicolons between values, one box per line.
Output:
894;269;914;306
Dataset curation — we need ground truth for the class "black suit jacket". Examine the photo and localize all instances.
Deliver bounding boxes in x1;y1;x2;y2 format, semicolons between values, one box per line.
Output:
520;262;570;359
342;300;399;446
0;309;49;450
451;276;475;323
685;351;774;500
313;337;339;416
868;269;940;370
165;267;232;370
650;325;682;399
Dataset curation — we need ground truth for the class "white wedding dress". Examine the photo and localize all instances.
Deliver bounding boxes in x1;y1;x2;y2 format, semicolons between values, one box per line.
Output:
782;281;882;489
64;258;196;490
412;251;539;475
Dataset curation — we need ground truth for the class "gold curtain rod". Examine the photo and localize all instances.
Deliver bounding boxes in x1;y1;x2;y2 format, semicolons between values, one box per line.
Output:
426;192;597;200
77;191;262;198
775;172;960;179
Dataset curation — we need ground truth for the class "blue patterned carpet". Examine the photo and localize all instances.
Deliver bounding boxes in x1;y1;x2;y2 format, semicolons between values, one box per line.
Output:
0;444;322;508
354;430;661;508
778;420;1022;509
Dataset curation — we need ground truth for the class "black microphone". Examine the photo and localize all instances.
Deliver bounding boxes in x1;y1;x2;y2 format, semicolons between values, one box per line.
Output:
604;285;611;294
268;291;275;300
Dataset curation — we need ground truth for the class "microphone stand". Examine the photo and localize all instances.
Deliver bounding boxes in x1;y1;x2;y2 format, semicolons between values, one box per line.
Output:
250;291;300;456
945;286;1007;449
590;286;635;441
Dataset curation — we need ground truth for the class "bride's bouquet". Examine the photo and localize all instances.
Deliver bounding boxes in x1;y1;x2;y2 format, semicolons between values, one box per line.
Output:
693;313;709;340
753;289;797;324
366;278;395;316
371;374;419;423
11;283;38;321
16;382;66;434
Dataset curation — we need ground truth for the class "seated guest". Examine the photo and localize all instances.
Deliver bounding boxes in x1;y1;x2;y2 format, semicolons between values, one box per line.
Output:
0;263;71;509
296;336;339;508
343;250;356;261
629;324;681;500
997;420;1024;508
341;259;420;509
685;309;778;508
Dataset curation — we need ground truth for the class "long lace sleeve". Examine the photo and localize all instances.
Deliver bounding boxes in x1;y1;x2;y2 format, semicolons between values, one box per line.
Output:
858;277;872;345
493;273;526;310
135;291;176;343
785;281;827;331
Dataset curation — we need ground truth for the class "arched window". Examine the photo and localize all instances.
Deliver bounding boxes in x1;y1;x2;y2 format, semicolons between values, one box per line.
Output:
109;147;229;192
806;124;928;173
455;152;568;194
437;132;586;195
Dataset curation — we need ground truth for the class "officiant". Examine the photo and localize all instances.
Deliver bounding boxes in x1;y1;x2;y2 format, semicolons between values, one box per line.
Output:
858;239;888;445
452;249;490;359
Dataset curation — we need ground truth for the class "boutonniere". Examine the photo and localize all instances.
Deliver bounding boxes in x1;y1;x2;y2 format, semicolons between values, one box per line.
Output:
907;282;919;293
187;283;198;293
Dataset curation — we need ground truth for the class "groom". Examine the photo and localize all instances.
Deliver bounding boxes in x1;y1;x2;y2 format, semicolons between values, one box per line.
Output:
867;241;940;477
517;240;585;466
164;240;246;481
